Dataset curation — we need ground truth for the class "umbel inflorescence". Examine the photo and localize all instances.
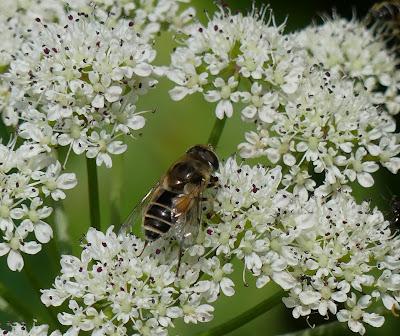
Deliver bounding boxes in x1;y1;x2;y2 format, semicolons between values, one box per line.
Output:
41;159;400;335
167;7;400;193
2;14;156;168
0;2;400;336
0;0;168;274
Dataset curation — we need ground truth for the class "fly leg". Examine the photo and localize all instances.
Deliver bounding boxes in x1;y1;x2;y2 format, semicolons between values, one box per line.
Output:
207;175;219;188
176;243;184;277
138;241;148;257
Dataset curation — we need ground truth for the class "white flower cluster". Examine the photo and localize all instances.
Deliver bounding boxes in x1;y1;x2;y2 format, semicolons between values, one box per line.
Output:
67;0;195;41
167;7;304;119
239;68;400;192
0;141;77;271
0;0;64;68
295;17;400;115
215;160;400;335
0;323;60;336
40;159;287;335
1;14;157;168
41;158;400;335
279;196;400;335
166;8;400;191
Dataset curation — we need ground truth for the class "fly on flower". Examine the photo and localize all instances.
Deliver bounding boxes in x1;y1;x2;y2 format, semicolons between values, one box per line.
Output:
119;144;219;273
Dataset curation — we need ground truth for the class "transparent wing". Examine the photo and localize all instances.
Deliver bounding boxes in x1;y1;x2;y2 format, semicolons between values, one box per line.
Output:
118;183;158;235
172;191;202;248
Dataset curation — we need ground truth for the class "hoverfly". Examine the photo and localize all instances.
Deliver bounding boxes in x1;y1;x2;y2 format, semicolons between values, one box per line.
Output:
119;144;219;273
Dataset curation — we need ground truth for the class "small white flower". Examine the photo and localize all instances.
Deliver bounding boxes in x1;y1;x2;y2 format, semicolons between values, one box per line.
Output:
341;147;379;188
337;294;385;335
86;130;127;168
0;228;42;271
32;161;77;201
205;77;240;119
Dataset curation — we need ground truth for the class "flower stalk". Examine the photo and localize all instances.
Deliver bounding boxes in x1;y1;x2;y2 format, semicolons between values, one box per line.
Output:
196;290;284;336
86;157;101;230
208;117;227;148
277;321;346;336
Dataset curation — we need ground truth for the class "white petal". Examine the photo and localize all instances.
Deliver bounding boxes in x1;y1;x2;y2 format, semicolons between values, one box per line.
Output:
384;157;400;174
272;272;297;290
216;100;233;119
348;320;365;334
34;222;53;243
169;86;189;101
51;190;66;201
0;243;10;256
363;313;384;327
10;208;24;219
57;173;77;190
299;291;321;305
357;172;374;188
220;278;235;296
105;86;122;103
7;250;24;271
337;309;350;322
128;115;146;130
331;291;348;303
204;90;221;103
92;95;104;108
20;241;42;255
107;141;127;155
318;301;328;316
256;275;270;288
283;153;296;166
133;63;152;77
241;105;257;119
166;306;183;318
97;153;112;168
362;161;379;173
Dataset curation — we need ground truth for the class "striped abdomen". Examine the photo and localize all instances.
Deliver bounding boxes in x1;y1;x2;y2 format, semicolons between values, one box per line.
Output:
143;189;178;241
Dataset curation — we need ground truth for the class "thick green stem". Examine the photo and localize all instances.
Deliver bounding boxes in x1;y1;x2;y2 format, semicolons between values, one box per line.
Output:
0;117;10;143
277;321;346;336
0;282;33;321
207;117;227;148
196;290;284;336
110;155;123;226
86;157;101;230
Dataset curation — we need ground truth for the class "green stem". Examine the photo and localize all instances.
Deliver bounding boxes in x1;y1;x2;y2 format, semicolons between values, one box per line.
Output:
196;290;284;336
0;117;10;143
207;117;227;148
110;154;123;226
86;157;101;230
277;321;346;336
0;282;33;321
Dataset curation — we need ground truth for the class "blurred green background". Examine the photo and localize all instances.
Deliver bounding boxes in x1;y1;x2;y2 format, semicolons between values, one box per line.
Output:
1;0;400;335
